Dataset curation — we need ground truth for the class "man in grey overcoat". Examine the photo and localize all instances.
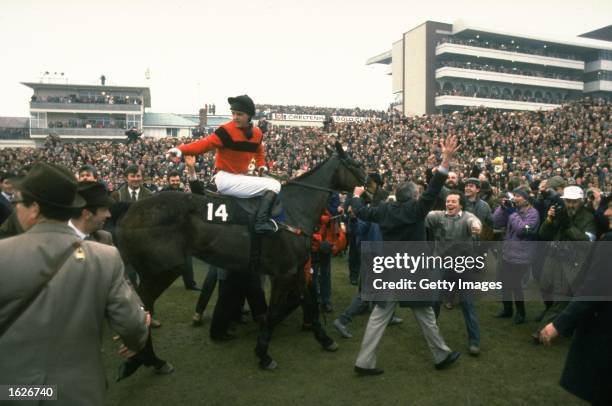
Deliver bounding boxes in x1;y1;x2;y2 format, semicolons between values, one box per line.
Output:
0;162;149;406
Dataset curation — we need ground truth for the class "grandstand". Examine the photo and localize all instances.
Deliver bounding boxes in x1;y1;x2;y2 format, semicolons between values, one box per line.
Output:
3;82;231;145
368;20;612;116
23;82;150;140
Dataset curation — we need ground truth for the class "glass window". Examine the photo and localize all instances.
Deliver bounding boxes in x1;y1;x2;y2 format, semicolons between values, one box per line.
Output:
126;114;141;128
30;112;47;128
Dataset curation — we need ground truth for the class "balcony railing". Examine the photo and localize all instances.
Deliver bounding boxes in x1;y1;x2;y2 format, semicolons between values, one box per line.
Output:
435;95;560;111
435;43;585;71
30;128;128;138
435;67;584;90
30;102;141;112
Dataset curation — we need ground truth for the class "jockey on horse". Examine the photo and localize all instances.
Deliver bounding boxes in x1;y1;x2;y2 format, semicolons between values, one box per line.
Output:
168;94;281;234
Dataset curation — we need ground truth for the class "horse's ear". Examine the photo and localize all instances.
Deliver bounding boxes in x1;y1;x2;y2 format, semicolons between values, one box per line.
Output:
334;141;346;158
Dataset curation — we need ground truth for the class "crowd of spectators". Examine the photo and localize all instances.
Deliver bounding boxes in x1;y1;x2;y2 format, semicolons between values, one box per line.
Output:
437;37;580;60
437;61;581;81
256;104;387;119
48;118;127;130
31;94;142;105
0;99;609;196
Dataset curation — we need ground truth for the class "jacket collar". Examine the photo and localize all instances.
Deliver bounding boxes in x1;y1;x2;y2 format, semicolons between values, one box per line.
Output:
26;222;80;237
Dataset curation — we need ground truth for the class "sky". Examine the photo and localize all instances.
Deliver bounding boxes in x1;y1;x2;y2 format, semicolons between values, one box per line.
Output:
0;0;610;116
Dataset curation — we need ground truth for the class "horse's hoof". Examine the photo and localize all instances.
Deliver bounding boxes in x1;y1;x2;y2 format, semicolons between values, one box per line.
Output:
154;362;175;375
260;359;278;370
323;341;339;352
116;360;141;382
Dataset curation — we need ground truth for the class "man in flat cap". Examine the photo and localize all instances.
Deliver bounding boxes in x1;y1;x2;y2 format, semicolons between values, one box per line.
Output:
169;94;281;234
0;162;149;406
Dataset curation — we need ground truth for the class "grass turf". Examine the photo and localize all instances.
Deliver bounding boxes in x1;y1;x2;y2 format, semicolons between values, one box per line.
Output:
102;257;584;406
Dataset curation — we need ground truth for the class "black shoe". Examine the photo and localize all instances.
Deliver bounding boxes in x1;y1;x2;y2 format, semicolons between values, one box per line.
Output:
494;309;513;318
435;351;460;370
254;219;279;234
354;366;384;376
153;362;175;375
323;304;333;313
186;285;200;291
514;314;526;324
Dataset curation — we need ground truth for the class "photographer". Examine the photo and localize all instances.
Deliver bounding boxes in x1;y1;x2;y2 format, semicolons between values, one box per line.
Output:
531;176;566;321
535;186;596;334
585;187;609;239
492;187;540;324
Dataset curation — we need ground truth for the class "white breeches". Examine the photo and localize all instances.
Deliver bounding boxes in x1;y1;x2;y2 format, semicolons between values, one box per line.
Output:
214;170;281;198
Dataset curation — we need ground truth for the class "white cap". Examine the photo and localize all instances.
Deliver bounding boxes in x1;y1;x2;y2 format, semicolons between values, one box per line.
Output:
561;186;584;200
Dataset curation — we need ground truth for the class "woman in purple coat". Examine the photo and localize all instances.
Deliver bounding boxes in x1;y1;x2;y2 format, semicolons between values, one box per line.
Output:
492;187;540;324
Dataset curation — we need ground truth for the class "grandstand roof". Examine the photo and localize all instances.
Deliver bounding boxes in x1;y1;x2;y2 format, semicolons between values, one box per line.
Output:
580;25;612;42
452;20;612;52
366;50;392;65
0;117;29;128
143;113;197;127
177;114;231;127
21;82;152;107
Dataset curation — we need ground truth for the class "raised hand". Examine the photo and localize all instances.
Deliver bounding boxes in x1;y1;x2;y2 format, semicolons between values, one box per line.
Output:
440;135;460;169
184;155;196;168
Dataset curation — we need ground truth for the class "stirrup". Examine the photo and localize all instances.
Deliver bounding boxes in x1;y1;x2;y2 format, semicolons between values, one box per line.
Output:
269;219;278;233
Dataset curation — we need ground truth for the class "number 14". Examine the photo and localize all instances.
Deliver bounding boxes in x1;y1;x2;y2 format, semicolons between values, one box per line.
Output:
206;203;228;222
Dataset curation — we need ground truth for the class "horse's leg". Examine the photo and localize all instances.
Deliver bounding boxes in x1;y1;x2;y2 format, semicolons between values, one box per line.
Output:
117;266;181;381
301;273;338;352
254;274;296;370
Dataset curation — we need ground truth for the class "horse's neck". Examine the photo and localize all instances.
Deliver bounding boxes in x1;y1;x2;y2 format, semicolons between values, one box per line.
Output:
282;158;339;233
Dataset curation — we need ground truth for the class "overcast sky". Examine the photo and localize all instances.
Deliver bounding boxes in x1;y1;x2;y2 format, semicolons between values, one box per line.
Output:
0;0;610;116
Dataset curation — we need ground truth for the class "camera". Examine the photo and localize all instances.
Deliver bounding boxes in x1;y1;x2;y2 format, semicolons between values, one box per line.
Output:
501;192;516;209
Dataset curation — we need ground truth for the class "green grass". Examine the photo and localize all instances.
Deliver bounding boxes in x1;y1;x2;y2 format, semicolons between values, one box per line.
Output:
102;257;584;406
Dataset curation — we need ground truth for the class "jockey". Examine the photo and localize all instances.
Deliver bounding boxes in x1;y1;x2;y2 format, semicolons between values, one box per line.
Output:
168;95;281;234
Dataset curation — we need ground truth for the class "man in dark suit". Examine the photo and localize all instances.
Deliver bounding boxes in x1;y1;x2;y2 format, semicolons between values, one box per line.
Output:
68;181;115;245
0;162;149;406
540;205;612;405
0;171;17;225
116;164;153;202
350;135;461;376
114;164;154;315
159;170;199;291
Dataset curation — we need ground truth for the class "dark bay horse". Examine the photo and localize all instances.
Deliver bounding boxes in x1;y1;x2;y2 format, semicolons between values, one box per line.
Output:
115;142;367;378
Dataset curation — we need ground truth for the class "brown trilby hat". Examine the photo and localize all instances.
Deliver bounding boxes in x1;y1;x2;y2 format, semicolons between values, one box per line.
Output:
13;162;86;209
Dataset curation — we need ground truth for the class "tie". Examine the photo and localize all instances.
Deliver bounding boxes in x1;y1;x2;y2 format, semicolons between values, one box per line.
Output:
131;190;137;201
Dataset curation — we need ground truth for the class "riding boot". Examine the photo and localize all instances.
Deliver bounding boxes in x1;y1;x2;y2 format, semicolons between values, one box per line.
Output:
254;191;279;234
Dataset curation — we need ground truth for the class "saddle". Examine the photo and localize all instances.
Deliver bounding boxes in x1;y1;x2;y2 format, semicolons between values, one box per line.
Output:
200;182;284;226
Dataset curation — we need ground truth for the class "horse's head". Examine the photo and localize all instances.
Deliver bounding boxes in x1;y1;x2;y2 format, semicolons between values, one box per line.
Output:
331;141;368;194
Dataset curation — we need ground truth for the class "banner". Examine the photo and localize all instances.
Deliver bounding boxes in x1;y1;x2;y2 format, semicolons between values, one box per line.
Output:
271;113;378;123
271;113;325;122
330;116;375;123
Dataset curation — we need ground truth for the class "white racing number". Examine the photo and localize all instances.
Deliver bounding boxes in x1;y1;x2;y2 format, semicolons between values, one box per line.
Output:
206;203;229;222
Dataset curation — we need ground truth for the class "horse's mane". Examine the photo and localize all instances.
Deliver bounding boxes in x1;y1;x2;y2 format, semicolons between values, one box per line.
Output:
291;153;336;181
